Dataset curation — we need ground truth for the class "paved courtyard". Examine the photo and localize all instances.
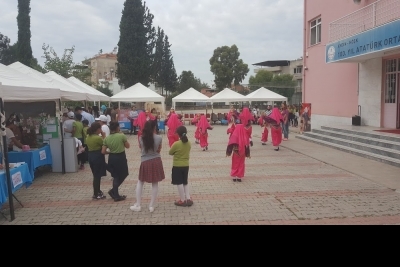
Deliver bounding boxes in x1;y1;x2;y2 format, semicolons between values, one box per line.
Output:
1;123;400;225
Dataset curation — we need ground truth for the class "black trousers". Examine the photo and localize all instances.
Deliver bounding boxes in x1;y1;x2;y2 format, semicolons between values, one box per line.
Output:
130;119;137;134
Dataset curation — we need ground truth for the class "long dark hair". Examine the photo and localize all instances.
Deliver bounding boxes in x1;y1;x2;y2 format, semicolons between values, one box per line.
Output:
142;120;156;152
87;122;102;135
176;126;188;143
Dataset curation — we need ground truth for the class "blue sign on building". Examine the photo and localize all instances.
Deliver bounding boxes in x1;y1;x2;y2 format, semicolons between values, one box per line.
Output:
326;19;400;63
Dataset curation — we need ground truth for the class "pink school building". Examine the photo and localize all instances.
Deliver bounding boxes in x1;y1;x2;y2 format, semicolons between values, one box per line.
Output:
303;0;400;130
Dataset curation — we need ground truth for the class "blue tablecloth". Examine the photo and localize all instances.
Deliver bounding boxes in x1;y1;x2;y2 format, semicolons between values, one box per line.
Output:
119;121;131;131
0;163;33;209
7;145;52;179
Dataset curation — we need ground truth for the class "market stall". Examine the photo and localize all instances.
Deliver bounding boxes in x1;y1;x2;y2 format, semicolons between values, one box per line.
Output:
110;83;165;132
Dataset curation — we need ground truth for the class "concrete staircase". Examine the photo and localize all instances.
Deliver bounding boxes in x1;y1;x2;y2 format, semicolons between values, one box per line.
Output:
296;126;400;168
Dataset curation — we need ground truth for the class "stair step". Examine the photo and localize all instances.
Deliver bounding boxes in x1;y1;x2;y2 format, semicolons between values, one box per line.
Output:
296;135;400;168
321;126;400;143
303;132;400;159
311;129;400;151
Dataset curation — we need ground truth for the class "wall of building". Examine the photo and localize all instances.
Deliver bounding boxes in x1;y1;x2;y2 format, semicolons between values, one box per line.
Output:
303;0;378;128
358;58;383;127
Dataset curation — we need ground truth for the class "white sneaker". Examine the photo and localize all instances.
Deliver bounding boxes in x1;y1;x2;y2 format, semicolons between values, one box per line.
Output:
130;204;141;212
149;207;155;213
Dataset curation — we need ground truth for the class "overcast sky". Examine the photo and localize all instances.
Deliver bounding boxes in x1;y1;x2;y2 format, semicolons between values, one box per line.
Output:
0;0;303;86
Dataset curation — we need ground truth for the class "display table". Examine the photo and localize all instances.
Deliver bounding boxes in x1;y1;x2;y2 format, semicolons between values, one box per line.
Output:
119;121;131;131
7;145;53;179
0;163;33;209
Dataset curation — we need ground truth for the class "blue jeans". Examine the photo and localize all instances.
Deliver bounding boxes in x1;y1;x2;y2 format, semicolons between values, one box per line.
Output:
282;121;289;139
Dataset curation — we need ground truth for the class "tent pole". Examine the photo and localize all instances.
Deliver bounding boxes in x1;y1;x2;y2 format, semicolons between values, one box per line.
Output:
0;97;15;221
59;99;66;174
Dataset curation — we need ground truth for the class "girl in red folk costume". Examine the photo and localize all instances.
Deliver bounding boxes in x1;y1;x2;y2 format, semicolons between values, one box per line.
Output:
166;113;182;147
136;110;155;146
239;107;254;147
226;108;237;139
226;124;251;182
266;107;284;151
258;112;269;145
197;114;213;151
192;114;200;144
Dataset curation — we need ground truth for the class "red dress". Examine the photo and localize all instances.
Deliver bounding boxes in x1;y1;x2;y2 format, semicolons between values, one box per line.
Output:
270;123;282;147
261;124;268;143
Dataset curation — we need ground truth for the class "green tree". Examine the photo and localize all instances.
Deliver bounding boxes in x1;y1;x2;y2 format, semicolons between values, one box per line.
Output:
0;33;17;65
248;69;274;91
117;0;156;88
16;0;33;67
177;70;202;93
209;44;249;90
151;27;164;86
249;70;296;101
41;44;76;78
160;35;178;95
270;74;296;102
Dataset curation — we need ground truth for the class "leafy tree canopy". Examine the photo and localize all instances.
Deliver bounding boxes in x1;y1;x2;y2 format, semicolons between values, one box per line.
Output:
249;69;296;101
0;33;17;65
209;44;249;90
177;71;203;93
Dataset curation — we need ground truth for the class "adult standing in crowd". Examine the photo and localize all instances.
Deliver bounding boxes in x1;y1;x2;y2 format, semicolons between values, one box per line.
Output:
104;108;112;126
128;106;139;135
97;115;110;137
5;120;25;151
63;111;75;138
281;103;289;141
102;121;130;202
72;113;85;170
75;106;95;126
130;120;165;213
111;105;119;123
86;122;107;200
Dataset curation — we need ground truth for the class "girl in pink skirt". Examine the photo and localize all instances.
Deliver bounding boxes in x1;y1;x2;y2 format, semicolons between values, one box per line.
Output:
130;119;165;213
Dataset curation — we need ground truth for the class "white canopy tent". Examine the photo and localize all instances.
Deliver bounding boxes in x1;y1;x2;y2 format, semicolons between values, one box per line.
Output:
172;87;210;109
245;87;287;103
45;71;95;101
110;82;165;111
209;88;246;103
67;76;110;102
0;63;61;101
8;62;86;101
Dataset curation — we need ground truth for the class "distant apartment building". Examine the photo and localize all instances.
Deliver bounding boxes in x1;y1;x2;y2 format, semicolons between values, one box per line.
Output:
252;58;303;104
82;52;118;86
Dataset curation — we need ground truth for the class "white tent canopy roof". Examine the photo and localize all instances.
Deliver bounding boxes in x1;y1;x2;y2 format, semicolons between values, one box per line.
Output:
245;87;287;102
172;87;210;106
8;62;86;101
45;71;92;101
209;88;246;103
0;63;61;101
67;76;110;102
110;82;164;102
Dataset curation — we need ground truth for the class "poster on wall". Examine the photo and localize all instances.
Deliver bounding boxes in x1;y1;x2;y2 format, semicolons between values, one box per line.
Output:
300;103;311;132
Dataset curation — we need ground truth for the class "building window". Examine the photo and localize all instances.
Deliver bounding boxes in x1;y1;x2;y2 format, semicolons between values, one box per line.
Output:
310;18;321;46
384;59;398;104
294;66;302;74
